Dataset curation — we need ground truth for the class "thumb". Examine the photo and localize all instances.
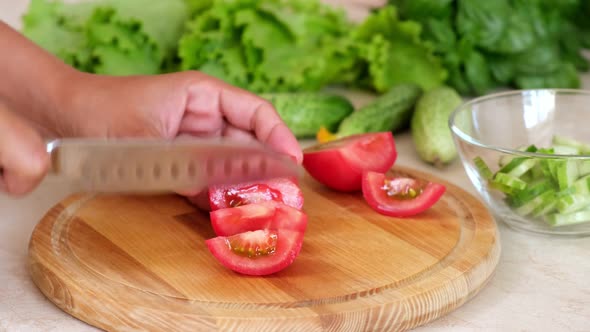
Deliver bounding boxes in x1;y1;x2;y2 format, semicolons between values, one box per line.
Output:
0;104;50;196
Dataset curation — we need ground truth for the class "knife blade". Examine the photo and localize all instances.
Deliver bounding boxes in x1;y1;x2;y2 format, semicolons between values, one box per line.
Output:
45;137;301;193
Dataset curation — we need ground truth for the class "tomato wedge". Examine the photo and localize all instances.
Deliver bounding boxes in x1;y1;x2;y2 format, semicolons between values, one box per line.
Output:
210;201;308;237
206;228;305;276
361;171;446;217
208;177;304;211
303;132;397;192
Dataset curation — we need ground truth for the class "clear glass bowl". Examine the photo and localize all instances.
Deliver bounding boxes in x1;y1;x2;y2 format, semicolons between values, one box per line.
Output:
449;89;590;237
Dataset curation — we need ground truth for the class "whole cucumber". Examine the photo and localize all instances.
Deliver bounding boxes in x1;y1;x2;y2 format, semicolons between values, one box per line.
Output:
262;92;354;139
335;83;423;137
411;86;463;167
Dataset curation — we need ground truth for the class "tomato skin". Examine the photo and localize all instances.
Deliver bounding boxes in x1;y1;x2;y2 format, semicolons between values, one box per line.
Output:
205;228;306;276
210;201;308;237
361;171;446;217
302;149;361;192
208;177;304;211
303;132;397;192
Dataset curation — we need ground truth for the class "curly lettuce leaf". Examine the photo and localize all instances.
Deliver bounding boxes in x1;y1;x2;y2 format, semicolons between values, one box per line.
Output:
22;0;96;70
22;0;188;75
351;5;447;92
102;0;188;62
178;0;355;93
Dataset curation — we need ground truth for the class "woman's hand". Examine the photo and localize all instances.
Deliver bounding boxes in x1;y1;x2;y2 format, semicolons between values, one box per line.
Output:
60;71;302;164
0;22;302;203
0;103;50;196
57;70;303;208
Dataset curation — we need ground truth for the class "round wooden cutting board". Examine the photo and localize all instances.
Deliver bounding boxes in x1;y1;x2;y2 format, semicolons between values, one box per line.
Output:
28;166;500;332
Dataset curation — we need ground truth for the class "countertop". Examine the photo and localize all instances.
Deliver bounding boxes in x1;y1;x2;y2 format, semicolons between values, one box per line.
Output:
1;1;589;331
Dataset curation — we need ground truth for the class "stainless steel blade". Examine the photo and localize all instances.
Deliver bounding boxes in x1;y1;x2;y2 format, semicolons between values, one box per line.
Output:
46;138;301;193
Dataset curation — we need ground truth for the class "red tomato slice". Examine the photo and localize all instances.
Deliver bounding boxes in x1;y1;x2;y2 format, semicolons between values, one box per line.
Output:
210;201;308;237
302;132;397;192
205;228;305;276
361;171;446;217
208;177;304;211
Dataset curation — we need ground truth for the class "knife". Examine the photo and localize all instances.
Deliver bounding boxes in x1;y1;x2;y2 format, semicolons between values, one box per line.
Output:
45;137;301;193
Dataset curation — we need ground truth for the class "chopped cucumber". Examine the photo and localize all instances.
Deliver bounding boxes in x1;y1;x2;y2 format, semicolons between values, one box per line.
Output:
552;145;580;155
474;156;493;180
552;135;590;154
504;158;538;178
498;155;512;168
556;160;579;190
492;172;527;191
577;160;590;176
474;135;590;227
546;209;590;227
556;194;590;214
568;174;590;195
515;190;556;216
508;180;554;208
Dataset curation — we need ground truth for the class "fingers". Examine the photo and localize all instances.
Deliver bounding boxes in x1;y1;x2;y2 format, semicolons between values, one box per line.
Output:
222;124;258;142
224;96;302;164
186;78;303;164
177;112;225;137
0;104;50;196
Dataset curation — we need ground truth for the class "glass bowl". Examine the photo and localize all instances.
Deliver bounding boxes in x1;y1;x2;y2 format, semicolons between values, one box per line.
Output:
449;89;590;237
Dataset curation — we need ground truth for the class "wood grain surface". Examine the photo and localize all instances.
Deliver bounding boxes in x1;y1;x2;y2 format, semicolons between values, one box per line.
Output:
28;166;500;332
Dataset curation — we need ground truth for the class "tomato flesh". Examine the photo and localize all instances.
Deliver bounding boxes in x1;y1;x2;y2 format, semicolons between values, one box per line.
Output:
208;177;304;211
210;201;307;237
303;132;397;192
206;227;306;276
362;171;446;217
225;184;283;207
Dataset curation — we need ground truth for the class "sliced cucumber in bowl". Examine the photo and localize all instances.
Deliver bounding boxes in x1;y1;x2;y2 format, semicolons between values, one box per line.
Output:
474;135;590;228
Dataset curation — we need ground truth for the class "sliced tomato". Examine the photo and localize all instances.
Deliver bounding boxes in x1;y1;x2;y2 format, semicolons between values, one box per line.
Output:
205;228;305;276
302;132;397;192
361;171;446;217
208;176;304;211
210;201;307;237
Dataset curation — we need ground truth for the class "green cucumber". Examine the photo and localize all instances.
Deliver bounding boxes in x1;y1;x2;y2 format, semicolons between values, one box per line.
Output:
474;156;493;180
577;160;590;176
335;83;423;137
473;136;590;227
530;163;544;179
552;135;590;154
499;158;537;178
571;174;590;194
552;145;580;155
515;190;556;216
262;92;354;138
531;197;558;218
556;194;590;214
498;155;512;167
546;209;590;227
492;173;527;191
556;160;579;190
411;86;463;167
508;180;554;208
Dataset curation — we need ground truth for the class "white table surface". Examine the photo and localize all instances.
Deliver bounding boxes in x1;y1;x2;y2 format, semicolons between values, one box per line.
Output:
1;1;589;331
